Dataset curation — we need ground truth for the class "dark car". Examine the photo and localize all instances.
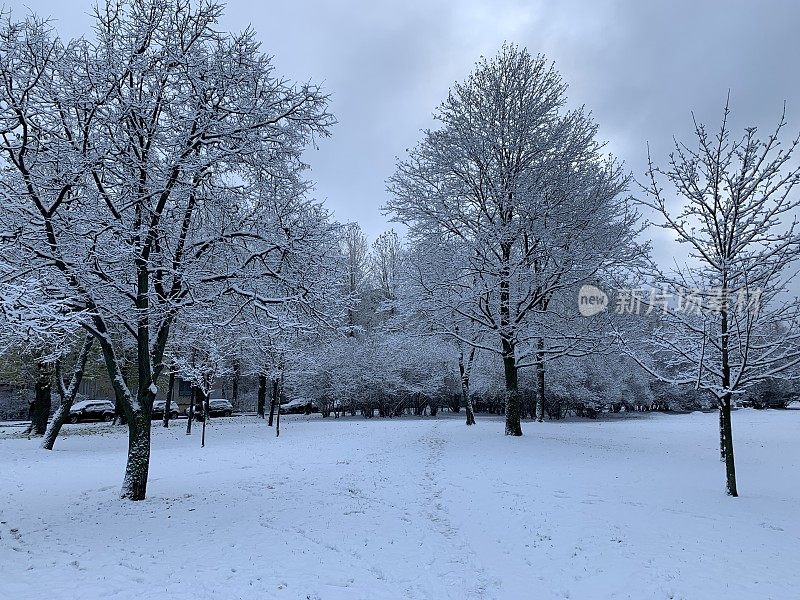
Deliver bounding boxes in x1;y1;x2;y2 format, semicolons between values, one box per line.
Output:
68;399;115;423
191;398;233;421
281;398;315;415
151;399;179;420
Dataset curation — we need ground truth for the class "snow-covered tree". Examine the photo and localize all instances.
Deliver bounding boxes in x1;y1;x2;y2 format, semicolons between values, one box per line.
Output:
637;99;800;496
231;198;349;424
0;272;94;441
388;44;642;436
402;238;485;425
340;222;369;336
0;0;333;499
41;334;95;449
370;229;404;318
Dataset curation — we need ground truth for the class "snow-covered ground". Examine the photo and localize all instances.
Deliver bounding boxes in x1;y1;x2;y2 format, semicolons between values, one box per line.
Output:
1;410;798;600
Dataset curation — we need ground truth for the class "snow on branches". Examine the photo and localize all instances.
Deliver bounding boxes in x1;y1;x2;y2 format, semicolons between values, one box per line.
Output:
0;0;337;500
387;44;644;435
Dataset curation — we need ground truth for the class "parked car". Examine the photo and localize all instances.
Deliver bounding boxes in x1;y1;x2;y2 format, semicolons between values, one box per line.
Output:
190;398;233;421
68;399;115;423
280;398;315;415
151;399;179;420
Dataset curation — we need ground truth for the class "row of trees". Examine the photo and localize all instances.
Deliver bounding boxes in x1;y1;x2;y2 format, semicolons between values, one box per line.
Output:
1;3;799;500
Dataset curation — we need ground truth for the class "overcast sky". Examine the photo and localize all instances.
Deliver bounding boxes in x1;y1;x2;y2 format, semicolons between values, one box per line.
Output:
9;0;800;248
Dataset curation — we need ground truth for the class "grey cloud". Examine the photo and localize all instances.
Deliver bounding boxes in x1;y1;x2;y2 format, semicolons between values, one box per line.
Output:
12;0;800;258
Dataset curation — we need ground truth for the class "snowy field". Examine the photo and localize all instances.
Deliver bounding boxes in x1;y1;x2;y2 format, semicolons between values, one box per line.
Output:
1;410;798;600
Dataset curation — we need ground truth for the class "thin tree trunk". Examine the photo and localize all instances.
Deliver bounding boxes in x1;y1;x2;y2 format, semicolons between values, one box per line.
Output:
267;378;278;426
463;384;476;426
114;396;127;425
257;374;266;419
28;361;52;436
719;291;738;496
186;387;195;435
201;391;208;448
163;371;175;428
232;359;240;412
42;335;94;450
720;396;737;496
535;338;545;422
719;407;726;461
275;391;282;437
274;371;284;436
42;384;70;450
458;348;476;426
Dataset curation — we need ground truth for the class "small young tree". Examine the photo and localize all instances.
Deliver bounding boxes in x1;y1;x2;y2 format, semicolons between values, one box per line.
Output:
172;318;233;448
637;99;800;496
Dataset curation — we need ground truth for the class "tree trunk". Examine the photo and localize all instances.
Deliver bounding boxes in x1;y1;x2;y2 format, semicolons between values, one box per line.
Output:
114;397;127;425
267;378;278;426
28;361;52;436
42;335;94;450
720;396;738;496
92;319;158;501
201;391;209;448
186;387;195;435
535;338;545;422
113;361;129;425
257;374;266;419
120;409;152;501
42;395;70;450
499;238;521;436
275;391;282;437
719;293;738;496
502;339;522;436
458;352;476;426
163;371;175;428
232;359;240;412
719;407;726;461
464;387;476;426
